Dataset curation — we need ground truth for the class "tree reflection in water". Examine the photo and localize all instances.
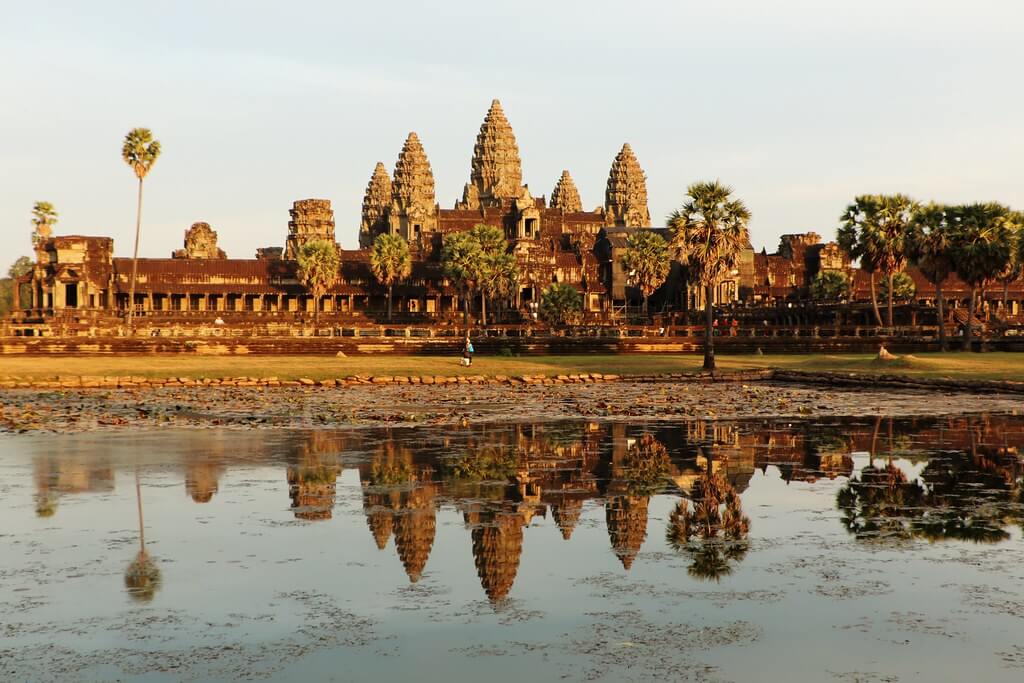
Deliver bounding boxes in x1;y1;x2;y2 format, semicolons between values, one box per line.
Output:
837;418;1024;544
124;469;161;602
666;462;751;581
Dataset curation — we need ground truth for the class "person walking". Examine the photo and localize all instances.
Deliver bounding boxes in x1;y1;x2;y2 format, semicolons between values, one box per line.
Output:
463;336;475;367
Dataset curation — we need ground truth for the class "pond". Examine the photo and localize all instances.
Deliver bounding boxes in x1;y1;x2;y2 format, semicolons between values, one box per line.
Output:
3;415;1024;681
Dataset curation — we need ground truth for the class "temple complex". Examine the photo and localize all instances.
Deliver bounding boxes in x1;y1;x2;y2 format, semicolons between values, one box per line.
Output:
7;98;1024;337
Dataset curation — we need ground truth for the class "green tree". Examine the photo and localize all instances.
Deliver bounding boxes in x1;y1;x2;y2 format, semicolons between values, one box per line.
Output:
471;224;518;326
539;283;582;326
370;233;412;321
0;257;34;315
995;210;1024;313
441;231;482;326
908;203;955;351
839;194;918;327
296;240;340;324
948;203;1015;352
121;128;162;330
878;271;916;303
810;270;850;302
30;201;58;245
621;230;671;315
668;180;751;371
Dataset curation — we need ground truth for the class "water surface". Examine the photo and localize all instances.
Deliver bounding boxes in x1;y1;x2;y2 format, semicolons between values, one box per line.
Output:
3;416;1024;681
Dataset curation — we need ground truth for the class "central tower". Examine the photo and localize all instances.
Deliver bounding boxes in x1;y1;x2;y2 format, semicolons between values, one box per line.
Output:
458;99;527;210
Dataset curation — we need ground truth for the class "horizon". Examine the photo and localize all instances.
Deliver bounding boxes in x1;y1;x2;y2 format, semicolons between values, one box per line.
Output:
3;0;1022;270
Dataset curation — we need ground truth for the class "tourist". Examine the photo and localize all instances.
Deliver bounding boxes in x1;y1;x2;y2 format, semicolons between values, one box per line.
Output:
463;336;475;366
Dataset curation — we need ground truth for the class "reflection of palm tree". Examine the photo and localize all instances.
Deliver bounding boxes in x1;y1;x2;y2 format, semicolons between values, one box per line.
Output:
124;470;161;601
666;468;751;581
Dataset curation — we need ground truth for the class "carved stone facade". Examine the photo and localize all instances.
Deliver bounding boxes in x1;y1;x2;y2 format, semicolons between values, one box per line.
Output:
458;99;527;210
285;199;336;260
604;143;651;228
388;132;438;248
359;162;393;248
550;170;583;213
172;222;226;259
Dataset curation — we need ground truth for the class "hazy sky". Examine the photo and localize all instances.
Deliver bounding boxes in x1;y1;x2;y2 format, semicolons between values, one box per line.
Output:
2;0;1022;269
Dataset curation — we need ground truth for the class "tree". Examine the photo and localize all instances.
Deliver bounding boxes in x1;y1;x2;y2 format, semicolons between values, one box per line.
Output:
839;194;918;327
471;224;518;326
994;210;1024;313
121;128;162;330
878;271;916;303
948;203;1015;352
908;203;955;351
539;283;582;326
441;231;482;326
667;180;751;371
810;270;850;302
621;230;671;315
296;240;340;324
0;257;34;316
30;201;58;245
370;233;412;321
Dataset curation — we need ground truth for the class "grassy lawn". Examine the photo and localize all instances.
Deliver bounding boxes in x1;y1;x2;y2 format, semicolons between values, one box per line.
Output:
0;352;1022;381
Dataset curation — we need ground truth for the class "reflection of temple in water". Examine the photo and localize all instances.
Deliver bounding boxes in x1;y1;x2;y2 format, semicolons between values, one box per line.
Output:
26;415;1024;602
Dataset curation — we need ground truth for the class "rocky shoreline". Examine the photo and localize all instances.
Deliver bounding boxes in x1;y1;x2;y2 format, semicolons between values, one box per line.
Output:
1;371;1021;435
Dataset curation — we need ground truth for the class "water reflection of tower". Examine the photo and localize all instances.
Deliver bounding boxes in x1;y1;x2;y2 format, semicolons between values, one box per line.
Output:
358;437;438;582
602;426;667;570
185;460;223;503
33;453;114;517
286;432;342;521
466;502;534;604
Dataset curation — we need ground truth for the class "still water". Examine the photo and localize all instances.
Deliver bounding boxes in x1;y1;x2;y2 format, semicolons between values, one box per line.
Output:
3;416;1024;682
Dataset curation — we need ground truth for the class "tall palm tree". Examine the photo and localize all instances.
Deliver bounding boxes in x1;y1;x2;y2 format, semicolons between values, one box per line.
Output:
469;224;515;326
621;230;671;316
370;233;412;321
994;210;1024;314
441;231;482;327
296;240;340;324
121;128;162;330
30;201;58;245
840;194;918;327
948;203;1015;352
667;181;751;371
908;203;955;351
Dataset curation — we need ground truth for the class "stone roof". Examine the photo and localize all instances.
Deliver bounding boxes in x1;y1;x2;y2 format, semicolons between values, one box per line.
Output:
550;170;583;213
604;144;651;228
392;132;436;216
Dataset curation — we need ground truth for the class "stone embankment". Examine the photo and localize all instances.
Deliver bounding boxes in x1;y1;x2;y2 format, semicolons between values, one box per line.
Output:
1;368;1023;394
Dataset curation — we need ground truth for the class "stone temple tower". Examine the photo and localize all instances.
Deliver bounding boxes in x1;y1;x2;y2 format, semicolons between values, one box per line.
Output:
550;170;583;213
604;144;651;227
285;199;336;260
388;132;438;247
458;99;527;210
359;162;392;248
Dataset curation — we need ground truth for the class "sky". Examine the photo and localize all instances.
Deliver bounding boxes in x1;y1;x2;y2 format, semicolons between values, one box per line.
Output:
2;0;1022;270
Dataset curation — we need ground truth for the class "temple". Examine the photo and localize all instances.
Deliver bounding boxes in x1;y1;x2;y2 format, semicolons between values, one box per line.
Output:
7;99;1024;337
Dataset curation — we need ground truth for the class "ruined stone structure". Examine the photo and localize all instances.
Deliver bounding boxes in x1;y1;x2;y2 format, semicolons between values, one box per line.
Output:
172;222;226;260
285;199;336;260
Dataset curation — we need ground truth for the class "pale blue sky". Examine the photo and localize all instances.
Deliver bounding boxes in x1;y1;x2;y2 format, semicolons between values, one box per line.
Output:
2;0;1021;269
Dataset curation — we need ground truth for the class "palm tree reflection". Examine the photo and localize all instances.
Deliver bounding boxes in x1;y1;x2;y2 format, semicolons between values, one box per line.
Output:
124;469;161;602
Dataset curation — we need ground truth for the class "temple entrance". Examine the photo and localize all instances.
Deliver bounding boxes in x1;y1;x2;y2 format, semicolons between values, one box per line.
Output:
64;283;78;308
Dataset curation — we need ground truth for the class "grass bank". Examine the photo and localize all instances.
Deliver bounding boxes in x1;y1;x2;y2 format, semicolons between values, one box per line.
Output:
0;352;1022;382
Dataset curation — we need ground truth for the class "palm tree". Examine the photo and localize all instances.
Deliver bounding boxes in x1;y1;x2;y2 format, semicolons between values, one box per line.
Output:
667;181;751;371
370;233;412;321
908;203;955;351
994;210;1024;314
121;128;162;330
441;231;482;327
469;224;515;326
296;240;340;324
30;201;58;245
839;194;918;327
809;270;850;302
948;203;1015;352
621;230;671;316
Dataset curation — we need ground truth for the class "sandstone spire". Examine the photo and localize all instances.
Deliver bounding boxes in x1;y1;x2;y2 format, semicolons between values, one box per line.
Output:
550;170;583;213
391;132;436;214
604;143;651;227
605;495;650;570
359;162;393;248
460;99;524;209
